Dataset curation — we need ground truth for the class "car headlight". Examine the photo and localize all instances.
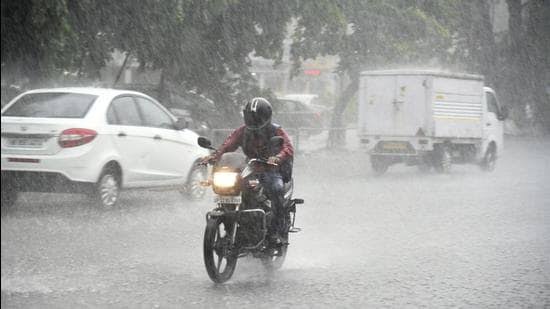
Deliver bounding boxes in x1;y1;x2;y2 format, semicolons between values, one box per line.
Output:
213;172;239;188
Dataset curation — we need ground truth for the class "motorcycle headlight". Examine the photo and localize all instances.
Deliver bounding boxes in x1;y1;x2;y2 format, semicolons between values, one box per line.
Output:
213;172;239;188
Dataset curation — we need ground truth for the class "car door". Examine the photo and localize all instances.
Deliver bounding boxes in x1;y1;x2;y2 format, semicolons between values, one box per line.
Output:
134;96;195;184
273;100;298;131
106;96;156;185
483;90;504;153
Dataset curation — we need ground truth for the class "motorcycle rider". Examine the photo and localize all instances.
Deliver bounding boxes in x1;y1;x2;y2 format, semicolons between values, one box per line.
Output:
203;97;294;246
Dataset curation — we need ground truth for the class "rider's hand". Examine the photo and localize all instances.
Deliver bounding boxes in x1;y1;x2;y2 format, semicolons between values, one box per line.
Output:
200;154;216;165
267;156;281;165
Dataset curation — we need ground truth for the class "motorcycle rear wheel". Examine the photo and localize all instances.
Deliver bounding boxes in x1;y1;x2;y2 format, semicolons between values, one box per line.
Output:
262;233;288;270
203;218;237;283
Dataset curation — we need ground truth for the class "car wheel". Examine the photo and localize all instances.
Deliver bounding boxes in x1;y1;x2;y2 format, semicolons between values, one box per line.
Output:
93;167;121;208
417;155;432;173
371;155;389;176
1;186;18;209
182;164;207;200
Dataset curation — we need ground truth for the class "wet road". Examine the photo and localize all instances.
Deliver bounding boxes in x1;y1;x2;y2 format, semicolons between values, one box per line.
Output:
2;137;549;308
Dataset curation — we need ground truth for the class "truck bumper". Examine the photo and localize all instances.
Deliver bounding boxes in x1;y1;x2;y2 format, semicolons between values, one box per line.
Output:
360;136;433;155
360;136;483;158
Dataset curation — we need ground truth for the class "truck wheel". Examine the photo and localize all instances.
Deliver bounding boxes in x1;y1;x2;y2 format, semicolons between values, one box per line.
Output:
480;145;497;172
417;156;432;173
434;145;451;174
371;155;389;175
417;162;432;173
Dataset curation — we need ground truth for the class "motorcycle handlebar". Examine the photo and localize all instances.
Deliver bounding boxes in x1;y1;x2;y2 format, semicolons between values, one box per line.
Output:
249;158;278;166
197;157;277;167
198;157;216;166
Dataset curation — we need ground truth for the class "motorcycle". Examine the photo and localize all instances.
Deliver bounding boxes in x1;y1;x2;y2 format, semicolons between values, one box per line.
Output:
197;136;303;283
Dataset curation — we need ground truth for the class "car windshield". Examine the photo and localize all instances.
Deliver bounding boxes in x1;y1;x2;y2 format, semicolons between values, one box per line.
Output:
2;92;97;118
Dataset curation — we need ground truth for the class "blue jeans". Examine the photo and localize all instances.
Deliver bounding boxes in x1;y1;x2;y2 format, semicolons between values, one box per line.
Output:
258;171;284;235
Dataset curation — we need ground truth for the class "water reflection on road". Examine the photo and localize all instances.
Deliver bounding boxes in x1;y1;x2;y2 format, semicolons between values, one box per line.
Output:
2;138;549;308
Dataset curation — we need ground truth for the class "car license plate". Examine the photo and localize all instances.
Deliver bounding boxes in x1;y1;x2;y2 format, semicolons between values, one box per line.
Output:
382;142;407;150
6;138;45;148
214;195;242;204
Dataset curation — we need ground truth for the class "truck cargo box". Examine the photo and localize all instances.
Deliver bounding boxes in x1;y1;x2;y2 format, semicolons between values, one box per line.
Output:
358;70;484;139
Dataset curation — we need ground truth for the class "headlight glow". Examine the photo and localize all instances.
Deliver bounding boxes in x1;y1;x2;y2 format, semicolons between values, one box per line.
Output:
212;172;239;188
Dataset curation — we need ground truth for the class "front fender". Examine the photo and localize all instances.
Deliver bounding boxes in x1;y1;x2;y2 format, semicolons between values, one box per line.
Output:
479;137;499;162
205;209;239;222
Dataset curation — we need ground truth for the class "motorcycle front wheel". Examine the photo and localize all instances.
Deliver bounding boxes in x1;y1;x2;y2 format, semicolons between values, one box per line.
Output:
203;218;237;283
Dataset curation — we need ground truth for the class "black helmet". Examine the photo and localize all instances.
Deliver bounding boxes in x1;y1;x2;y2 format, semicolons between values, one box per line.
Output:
243;97;272;129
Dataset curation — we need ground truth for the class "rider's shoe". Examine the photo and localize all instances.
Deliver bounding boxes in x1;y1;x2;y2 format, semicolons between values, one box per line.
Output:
268;233;283;248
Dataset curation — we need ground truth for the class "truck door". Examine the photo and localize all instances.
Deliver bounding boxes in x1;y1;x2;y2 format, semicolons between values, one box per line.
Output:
483;90;504;154
361;74;426;137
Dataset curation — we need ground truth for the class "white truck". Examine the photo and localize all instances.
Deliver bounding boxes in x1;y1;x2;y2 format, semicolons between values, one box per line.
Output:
358;70;509;174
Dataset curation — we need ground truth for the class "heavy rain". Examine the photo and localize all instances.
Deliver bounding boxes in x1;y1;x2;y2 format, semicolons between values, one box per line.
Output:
1;1;549;308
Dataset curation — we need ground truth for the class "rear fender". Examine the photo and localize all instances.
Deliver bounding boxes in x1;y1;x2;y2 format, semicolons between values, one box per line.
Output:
96;154;123;182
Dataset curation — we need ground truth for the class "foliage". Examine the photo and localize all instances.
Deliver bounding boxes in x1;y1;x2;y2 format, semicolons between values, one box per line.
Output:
291;0;550;132
1;0;548;130
1;0;73;83
1;0;296;124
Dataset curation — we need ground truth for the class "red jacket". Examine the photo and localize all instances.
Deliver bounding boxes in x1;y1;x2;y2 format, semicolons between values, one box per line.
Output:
215;124;294;162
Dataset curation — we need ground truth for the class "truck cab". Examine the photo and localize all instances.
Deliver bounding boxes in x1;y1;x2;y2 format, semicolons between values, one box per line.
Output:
481;87;507;167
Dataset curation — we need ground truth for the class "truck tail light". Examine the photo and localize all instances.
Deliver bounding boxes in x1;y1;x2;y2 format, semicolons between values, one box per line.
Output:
59;128;97;148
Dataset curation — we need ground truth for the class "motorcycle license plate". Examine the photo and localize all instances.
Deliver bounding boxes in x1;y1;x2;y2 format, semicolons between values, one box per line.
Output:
214;195;241;204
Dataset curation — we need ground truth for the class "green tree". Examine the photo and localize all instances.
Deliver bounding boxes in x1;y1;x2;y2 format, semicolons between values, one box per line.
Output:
290;0;453;145
503;0;550;131
1;0;296;124
1;0;74;84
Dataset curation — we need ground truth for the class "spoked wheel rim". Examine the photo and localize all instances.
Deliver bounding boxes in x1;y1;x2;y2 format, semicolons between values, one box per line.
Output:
99;174;119;208
187;166;207;200
204;219;237;283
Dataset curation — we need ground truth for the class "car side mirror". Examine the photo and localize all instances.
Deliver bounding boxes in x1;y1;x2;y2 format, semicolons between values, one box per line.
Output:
497;105;509;121
174;117;188;130
198;137;216;150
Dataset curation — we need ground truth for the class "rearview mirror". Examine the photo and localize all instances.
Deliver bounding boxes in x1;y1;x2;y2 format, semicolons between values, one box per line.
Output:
174;117;188;130
270;136;284;155
270;136;284;147
198;137;215;150
497;105;509;121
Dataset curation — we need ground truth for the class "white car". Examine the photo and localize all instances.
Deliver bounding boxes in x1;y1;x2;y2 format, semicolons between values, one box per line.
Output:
1;87;209;208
